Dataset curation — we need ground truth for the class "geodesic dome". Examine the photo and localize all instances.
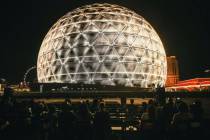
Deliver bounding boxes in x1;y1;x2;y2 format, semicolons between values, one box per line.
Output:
37;3;167;88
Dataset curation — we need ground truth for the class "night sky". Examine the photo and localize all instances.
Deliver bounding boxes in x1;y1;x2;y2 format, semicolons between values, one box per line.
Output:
0;0;210;84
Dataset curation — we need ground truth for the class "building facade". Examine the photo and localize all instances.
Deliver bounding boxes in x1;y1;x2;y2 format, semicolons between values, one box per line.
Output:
166;56;179;86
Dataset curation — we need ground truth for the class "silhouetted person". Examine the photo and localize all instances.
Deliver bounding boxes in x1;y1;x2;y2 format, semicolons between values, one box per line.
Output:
93;103;111;140
172;102;192;124
190;100;203;121
171;102;192;140
140;102;147;116
48;105;59;140
60;102;77;140
3;86;14;97
147;100;156;122
127;99;137;117
76;103;92;140
140;100;156;140
126;99;138;129
90;99;99;113
189;100;204;140
62;99;73;111
163;98;176;127
154;102;165;140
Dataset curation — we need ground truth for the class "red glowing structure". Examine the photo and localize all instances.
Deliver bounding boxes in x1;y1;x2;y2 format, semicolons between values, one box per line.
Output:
167;78;210;92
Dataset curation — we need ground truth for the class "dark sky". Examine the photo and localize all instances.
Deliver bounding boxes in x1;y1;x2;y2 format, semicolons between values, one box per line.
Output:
0;0;210;83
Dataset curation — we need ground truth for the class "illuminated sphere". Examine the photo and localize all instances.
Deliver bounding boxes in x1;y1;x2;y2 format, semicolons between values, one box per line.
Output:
37;3;167;87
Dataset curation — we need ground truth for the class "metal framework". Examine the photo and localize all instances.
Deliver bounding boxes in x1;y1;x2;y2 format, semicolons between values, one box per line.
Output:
23;66;36;84
37;3;167;88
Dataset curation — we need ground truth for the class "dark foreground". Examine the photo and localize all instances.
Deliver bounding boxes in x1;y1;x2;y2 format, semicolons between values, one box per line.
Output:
1;92;210;140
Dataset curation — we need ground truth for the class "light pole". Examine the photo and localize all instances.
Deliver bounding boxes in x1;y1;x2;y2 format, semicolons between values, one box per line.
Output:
204;69;210;73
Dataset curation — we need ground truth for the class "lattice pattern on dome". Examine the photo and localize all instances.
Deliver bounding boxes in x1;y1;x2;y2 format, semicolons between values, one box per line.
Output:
37;3;167;88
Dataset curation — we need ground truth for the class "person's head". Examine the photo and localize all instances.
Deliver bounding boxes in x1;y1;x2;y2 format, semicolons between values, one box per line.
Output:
168;97;173;104
48;104;56;113
39;102;45;108
148;99;154;105
65;99;71;105
142;102;147;112
130;99;134;105
99;102;105;111
194;100;202;107
85;99;90;105
142;102;147;106
4;86;14;95
93;98;98;104
78;103;89;114
178;102;189;113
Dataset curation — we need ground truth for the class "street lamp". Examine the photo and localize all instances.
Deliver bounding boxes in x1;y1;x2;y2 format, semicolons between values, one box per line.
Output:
204;69;210;73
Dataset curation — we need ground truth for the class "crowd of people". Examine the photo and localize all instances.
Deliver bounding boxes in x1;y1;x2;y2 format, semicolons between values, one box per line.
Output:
138;98;206;140
0;95;112;140
0;92;209;140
